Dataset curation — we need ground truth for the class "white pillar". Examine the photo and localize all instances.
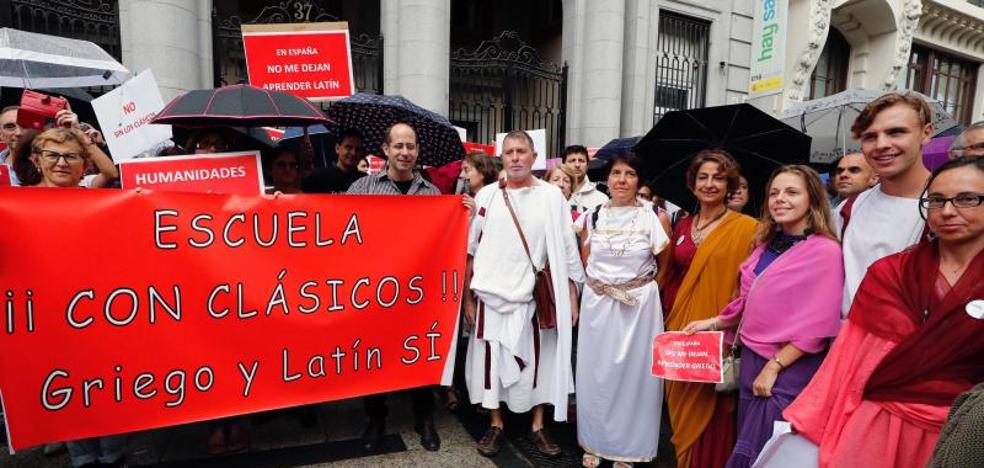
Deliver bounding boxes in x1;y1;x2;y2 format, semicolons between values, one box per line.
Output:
381;0;450;117
566;0;625;147
119;0;214;101
620;0;659;137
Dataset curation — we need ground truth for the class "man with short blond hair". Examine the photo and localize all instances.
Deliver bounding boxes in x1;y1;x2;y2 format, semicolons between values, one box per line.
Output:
838;92;933;316
464;130;584;458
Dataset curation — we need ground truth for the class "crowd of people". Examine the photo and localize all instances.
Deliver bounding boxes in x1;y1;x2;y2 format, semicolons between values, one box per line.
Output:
1;91;983;468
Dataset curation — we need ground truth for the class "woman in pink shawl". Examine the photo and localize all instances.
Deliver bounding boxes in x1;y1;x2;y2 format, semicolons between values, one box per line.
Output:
684;165;843;467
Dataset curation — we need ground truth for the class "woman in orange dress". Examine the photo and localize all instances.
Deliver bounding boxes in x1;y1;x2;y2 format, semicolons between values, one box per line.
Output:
659;149;758;468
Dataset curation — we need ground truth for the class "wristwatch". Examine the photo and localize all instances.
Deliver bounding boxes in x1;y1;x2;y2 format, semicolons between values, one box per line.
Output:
772;356;785;370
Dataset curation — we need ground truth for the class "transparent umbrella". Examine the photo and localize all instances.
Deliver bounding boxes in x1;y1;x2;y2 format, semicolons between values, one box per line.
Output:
781;89;959;164
0;27;130;88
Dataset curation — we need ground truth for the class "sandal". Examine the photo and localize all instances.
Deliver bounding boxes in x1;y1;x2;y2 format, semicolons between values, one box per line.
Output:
582;453;602;468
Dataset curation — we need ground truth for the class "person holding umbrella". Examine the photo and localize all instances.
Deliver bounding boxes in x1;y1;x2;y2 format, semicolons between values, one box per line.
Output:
658;149;758;468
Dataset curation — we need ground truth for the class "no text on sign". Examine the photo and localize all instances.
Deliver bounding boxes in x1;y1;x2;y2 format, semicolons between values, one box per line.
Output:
242;22;355;101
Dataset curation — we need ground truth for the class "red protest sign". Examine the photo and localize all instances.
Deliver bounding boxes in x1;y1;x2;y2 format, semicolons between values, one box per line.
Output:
0;164;10;186
463;142;495;156
119;151;265;195
652;332;724;383
0;189;467;450
242;22;355;101
366;155;385;175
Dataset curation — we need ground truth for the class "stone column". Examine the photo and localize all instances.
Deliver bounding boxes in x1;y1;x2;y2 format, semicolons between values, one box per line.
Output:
563;0;626;147
380;0;450;117
119;0;214;101
619;0;659;137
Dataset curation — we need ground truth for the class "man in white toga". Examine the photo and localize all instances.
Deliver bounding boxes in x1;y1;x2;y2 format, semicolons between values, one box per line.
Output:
463;130;585;458
838;92;934;317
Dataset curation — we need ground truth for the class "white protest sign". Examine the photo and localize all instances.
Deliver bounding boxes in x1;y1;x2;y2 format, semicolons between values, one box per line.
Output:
495;128;547;170
92;69;172;161
453;125;467;142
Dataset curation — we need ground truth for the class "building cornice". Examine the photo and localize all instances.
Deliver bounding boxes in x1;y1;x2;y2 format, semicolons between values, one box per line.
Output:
915;0;984;60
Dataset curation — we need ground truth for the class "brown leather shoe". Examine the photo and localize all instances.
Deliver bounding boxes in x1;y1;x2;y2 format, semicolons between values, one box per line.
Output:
476;426;504;457
530;427;561;457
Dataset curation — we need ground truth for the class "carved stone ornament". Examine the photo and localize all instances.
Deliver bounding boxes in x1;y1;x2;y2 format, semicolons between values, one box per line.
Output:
883;0;922;90
788;0;833;102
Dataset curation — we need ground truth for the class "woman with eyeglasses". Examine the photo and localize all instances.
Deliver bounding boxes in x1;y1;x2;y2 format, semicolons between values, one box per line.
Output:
24;125;123;465
781;156;984;468
26;121;118;188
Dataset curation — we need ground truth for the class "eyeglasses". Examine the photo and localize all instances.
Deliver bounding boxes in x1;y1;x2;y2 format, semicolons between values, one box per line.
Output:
37;149;85;165
919;193;984;210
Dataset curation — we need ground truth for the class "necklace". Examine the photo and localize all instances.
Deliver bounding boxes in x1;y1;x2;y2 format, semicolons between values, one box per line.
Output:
691;208;728;245
599;204;641;257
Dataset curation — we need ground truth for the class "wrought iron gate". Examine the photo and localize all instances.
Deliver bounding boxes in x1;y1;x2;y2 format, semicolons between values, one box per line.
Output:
449;31;567;157
212;0;382;95
653;11;710;122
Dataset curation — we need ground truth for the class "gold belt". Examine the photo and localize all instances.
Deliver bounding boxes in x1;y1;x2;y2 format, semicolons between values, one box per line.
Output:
585;274;655;306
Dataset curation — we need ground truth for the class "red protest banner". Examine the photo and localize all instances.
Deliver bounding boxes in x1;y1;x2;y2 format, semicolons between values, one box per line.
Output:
242;22;355;101
119;151;265;195
651;332;724;383
0;189;467;450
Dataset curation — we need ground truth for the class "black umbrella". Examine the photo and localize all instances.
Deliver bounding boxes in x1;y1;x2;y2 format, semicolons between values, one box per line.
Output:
151;84;331;128
326;93;465;167
594;136;641;161
633;103;811;211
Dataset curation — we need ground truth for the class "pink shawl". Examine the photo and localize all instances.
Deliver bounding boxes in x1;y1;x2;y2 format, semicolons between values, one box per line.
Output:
718;235;844;358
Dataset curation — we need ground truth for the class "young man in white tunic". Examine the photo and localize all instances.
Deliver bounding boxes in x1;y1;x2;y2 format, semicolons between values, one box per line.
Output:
463;130;585;458
838;93;933;317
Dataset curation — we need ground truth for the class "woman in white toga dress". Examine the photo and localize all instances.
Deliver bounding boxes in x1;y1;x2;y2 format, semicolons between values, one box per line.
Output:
576;152;670;467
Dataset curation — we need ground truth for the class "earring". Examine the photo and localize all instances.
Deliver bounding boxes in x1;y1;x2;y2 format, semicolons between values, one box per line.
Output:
927;230;938;241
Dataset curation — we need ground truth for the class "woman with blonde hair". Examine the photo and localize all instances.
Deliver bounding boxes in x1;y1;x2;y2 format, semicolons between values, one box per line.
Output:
27;116;118;188
685;165;844;467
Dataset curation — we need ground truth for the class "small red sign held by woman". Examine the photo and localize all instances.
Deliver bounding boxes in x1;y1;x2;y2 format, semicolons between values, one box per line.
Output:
652;331;724;383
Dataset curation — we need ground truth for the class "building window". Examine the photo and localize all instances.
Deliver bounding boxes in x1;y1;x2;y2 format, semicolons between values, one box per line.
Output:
809;27;850;99
653;11;710;122
907;44;979;124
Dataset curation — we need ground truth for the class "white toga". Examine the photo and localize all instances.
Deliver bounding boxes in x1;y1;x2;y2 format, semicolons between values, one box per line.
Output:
465;180;585;421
